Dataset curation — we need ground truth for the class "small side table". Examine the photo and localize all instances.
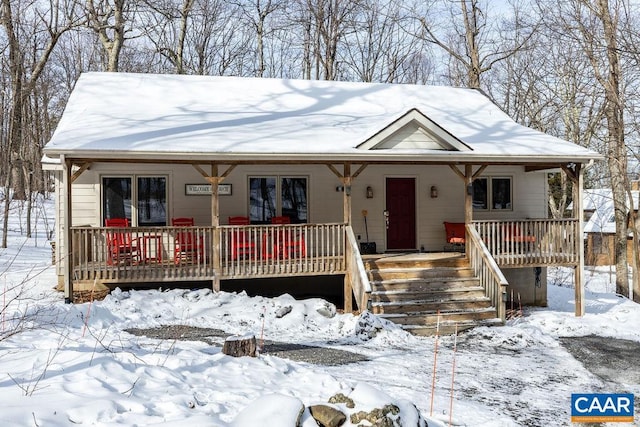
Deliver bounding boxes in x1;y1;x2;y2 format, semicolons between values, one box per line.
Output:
141;234;164;263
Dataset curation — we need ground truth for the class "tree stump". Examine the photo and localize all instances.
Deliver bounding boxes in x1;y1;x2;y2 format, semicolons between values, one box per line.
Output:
222;334;257;357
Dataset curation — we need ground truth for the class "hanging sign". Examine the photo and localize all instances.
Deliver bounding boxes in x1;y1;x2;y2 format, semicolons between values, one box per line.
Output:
185;184;232;196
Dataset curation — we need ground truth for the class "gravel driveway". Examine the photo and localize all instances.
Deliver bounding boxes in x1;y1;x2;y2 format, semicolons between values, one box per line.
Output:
125;325;368;365
560;335;640;385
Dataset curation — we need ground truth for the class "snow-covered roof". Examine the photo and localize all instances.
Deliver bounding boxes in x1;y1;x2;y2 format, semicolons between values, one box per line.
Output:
583;189;640;234
44;72;603;163
582;189;614;211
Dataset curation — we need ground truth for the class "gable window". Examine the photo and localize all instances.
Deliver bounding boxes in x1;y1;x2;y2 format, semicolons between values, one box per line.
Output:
102;176;167;226
249;176;307;223
472;177;512;211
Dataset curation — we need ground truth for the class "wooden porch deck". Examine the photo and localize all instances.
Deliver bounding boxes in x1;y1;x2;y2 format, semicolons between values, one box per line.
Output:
70;219;578;283
68;219;580;318
71;250;482;281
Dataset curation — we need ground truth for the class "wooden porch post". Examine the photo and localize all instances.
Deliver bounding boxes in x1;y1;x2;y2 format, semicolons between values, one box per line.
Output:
573;164;585;316
449;163;485;258
343;163;353;312
210;164;221;292
62;156;73;303
342;164;352;226
464;165;473;259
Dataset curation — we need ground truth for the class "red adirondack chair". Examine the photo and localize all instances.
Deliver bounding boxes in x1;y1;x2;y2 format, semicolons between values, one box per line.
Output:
228;216;256;260
172;217;204;264
105;218;140;265
267;216;306;259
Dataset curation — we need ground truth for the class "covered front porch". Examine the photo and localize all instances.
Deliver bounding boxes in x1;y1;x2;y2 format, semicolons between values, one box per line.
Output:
51;151;591;327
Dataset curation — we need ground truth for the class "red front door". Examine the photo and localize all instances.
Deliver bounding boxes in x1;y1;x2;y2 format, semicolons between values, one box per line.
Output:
385;178;416;250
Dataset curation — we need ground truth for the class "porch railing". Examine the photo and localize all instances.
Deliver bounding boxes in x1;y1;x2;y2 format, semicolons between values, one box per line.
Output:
345;225;371;311
467;224;508;322
70;223;348;284
219;223;347;278
471;219;580;266
71;226;215;283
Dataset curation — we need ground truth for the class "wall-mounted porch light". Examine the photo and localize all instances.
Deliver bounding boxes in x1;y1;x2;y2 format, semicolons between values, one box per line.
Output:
430;185;438;198
366;186;374;199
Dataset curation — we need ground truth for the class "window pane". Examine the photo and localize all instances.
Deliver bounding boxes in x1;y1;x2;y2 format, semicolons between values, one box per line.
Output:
249;177;276;223
492;178;511;210
138;177;167;226
472;178;488;210
592;234;605;255
281;178;307;223
103;177;132;224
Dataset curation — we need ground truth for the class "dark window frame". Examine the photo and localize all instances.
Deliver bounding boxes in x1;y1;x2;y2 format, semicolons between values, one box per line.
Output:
472;176;513;211
102;175;168;226
248;175;308;224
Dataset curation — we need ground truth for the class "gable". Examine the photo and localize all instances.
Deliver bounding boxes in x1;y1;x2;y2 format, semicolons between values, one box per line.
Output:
358;109;472;152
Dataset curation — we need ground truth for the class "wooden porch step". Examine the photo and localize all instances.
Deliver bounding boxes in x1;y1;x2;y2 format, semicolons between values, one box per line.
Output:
370;276;480;292
371;286;487;303
363;254;501;335
368;266;475;281
380;307;498;325
402;318;504;336
371;297;492;314
364;255;468;270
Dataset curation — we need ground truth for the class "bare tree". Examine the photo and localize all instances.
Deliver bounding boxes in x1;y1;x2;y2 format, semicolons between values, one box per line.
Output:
300;0;363;80
231;0;285;77
418;0;535;89
1;0;82;247
86;0;138;72
490;6;605;218
342;0;428;83
142;0;195;74
571;0;631;299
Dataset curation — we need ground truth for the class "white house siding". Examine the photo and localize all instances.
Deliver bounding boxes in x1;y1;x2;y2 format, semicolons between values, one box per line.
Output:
469;166;549;306
69;163;174;225
376;124;442;150
348;164;548;252
218;164;344;224
53;170;63;281
469;166;548;221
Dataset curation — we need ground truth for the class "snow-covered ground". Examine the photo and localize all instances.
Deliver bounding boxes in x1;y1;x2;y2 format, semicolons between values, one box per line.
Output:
1;195;639;426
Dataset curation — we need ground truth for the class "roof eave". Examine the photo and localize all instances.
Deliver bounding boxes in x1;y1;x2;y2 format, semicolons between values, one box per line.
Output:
43;148;604;165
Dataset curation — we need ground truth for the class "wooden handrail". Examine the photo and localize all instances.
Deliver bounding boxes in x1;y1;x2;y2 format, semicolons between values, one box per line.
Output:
70;224;348;284
472;219;580;267
219;223;346;278
467;224;508;322
71;225;215;283
345;225;371;311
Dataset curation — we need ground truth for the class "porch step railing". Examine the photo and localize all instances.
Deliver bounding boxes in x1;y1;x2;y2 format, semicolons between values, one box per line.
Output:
345;225;372;311
466;224;508;322
471;219;580;266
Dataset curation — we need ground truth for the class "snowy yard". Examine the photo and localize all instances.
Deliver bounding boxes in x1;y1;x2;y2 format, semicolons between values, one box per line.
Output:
1;197;639;426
